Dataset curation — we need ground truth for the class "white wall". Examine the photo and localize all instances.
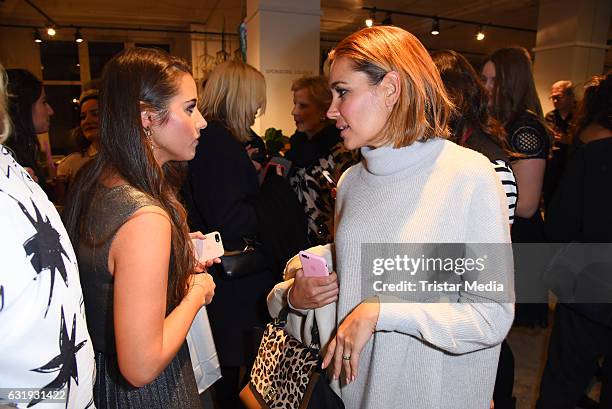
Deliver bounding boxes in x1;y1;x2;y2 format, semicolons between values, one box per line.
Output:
533;0;611;113
246;0;321;136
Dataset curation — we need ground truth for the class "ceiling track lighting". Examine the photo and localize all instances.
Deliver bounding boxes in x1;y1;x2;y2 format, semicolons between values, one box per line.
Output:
431;18;440;36
362;6;536;41
365;7;376;27
74;28;83;43
33;29;42;43
475;25;485;41
382;12;393;25
46;25;56;36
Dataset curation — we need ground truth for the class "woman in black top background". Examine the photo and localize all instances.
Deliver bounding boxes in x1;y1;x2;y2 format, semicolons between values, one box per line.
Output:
184;60;275;409
433;48;519;409
482;47;552;328
537;73;612;409
285;76;358;245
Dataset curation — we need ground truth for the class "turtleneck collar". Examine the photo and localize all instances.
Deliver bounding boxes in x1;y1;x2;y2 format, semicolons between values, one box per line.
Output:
360;138;446;177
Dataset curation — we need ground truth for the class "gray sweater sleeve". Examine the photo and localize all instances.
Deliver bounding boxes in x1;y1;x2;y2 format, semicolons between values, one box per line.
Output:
376;165;515;354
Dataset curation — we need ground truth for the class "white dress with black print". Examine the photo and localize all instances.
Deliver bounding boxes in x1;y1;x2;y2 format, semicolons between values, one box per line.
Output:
0;144;96;408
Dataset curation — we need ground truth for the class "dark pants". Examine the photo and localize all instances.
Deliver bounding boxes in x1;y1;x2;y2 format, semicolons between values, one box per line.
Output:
494;340;516;409
211;366;245;409
537;304;612;409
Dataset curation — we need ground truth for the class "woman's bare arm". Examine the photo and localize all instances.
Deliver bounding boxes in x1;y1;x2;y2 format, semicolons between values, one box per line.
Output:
109;206;214;387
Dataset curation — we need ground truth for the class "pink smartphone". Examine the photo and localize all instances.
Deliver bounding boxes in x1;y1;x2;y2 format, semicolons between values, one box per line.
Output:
192;231;225;263
298;251;330;277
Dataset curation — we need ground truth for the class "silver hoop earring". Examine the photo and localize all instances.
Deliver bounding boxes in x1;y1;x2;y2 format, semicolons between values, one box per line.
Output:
144;127;152;137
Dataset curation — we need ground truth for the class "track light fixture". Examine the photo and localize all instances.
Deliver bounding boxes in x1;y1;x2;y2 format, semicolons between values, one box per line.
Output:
33;29;42;43
362;6;536;40
475;25;485;41
46;25;56;36
74;28;83;43
431;18;440;35
365;8;376;27
382;12;393;25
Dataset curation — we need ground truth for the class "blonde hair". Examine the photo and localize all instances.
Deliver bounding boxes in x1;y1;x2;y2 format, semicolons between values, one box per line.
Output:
199;60;266;143
291;76;332;112
329;26;452;148
0;63;10;144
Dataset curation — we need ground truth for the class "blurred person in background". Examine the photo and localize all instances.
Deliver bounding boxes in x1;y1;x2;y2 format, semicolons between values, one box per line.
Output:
6;68;54;187
543;80;577;207
538;73;612;409
184;60;276;409
57;88;99;185
433;48;518;409
482;47;552;328
285;75;359;245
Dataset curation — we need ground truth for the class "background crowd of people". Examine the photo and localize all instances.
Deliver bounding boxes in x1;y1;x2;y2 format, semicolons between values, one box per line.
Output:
1;22;610;409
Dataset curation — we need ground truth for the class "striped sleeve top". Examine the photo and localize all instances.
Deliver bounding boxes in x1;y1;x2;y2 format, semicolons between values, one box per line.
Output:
491;159;518;224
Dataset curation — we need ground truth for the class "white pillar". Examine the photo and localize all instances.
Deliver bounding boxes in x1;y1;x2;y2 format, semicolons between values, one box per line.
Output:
533;0;611;113
246;0;321;136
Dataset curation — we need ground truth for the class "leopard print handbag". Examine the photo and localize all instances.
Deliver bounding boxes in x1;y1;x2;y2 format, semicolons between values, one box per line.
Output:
240;307;344;409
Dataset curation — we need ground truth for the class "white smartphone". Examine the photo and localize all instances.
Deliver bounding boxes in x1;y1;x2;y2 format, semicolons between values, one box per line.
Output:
298;251;330;277
192;231;224;263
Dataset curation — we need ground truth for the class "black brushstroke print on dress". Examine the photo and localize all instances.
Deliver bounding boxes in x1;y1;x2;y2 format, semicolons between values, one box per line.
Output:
28;306;87;408
0;189;70;316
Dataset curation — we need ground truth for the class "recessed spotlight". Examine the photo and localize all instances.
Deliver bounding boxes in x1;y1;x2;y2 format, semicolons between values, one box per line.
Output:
365;9;376;27
475;25;485;41
431;18;440;35
75;28;83;43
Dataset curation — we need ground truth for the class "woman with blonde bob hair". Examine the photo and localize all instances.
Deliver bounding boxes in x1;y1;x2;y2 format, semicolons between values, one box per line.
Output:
198;60;266;143
185;60;276;408
271;26;514;408
329;25;452;148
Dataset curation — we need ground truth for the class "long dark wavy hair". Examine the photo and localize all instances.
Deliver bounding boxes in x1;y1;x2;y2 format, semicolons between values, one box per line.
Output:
432;50;510;153
483;47;544;125
64;47;194;310
6;69;42;169
570;73;612;140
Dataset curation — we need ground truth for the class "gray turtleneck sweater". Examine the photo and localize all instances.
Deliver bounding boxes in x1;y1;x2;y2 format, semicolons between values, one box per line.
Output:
333;138;514;409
